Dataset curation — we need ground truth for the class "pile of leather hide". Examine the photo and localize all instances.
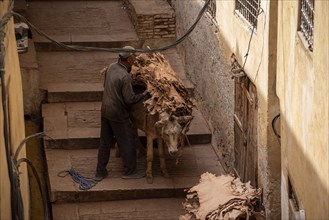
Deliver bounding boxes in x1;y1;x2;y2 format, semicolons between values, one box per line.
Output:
179;173;265;220
131;52;194;116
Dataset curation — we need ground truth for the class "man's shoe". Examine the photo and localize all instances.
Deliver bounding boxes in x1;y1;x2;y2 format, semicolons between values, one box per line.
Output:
121;170;145;179
94;172;108;182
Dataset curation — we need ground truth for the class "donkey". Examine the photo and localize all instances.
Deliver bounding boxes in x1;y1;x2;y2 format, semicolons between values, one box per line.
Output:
129;99;193;184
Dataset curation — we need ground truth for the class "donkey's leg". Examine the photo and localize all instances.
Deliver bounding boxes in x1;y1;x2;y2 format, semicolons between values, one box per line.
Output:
158;138;170;178
146;136;154;184
134;126;145;158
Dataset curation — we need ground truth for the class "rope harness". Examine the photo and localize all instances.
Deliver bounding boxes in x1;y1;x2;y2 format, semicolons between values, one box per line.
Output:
58;168;97;190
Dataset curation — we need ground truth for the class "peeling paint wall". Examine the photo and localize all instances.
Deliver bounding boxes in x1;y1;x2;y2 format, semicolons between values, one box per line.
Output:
173;0;281;218
0;2;30;219
277;1;329;219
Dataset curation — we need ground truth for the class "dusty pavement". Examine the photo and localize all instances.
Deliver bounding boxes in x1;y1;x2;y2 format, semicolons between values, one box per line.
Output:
17;0;225;219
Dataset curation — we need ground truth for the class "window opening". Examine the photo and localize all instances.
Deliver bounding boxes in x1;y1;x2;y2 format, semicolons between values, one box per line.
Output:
206;0;216;20
299;0;314;52
235;0;260;26
235;0;261;27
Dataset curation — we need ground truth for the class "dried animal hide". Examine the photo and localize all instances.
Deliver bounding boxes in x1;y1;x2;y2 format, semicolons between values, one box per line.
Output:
180;173;265;220
131;52;194;116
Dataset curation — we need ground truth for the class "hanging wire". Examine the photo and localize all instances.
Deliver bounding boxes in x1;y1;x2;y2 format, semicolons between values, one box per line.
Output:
272;114;281;144
242;7;264;69
0;1;25;219
2;2;51;218
12;132;52;220
12;0;211;54
16;158;50;220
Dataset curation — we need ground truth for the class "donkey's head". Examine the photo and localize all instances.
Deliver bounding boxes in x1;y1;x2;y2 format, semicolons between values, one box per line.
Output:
155;112;193;155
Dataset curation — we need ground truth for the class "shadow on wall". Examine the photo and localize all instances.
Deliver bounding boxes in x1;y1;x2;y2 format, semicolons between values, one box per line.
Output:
280;113;329;219
179;25;235;170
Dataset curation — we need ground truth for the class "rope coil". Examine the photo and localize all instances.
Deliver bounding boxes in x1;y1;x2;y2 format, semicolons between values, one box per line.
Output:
58;168;97;190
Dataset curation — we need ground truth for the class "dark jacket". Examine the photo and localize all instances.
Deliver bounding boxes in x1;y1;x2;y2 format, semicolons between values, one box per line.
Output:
101;62;144;122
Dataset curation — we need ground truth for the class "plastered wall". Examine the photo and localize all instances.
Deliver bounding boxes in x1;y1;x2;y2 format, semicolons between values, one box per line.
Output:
173;0;281;218
0;2;30;219
277;1;329;219
172;0;234;169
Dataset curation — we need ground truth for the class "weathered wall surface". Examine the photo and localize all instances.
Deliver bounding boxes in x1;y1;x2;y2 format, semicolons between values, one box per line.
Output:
277;1;329;219
19;39;45;117
172;0;234;169
214;1;281;218
0;2;30;219
173;0;281;218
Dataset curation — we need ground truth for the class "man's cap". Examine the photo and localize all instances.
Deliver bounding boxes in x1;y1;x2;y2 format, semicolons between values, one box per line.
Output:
119;46;136;59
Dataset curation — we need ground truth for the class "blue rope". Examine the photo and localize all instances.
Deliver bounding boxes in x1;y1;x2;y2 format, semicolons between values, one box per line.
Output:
58;168;97;190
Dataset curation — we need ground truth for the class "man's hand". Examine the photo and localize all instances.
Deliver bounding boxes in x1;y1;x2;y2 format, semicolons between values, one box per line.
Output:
99;67;108;76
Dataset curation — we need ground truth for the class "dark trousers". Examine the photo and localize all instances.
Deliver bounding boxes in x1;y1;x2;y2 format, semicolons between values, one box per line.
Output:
96;117;137;176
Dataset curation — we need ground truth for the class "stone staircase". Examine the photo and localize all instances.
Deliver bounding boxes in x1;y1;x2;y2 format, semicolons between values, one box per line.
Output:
25;0;224;219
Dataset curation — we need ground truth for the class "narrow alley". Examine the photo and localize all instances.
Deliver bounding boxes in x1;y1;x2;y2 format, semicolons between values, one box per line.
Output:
1;0;328;219
17;0;224;219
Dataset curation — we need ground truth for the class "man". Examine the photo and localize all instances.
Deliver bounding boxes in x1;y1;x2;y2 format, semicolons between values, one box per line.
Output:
95;46;147;181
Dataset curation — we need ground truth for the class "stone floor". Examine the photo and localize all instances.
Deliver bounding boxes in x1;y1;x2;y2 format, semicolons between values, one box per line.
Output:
47;145;225;203
52;198;186;220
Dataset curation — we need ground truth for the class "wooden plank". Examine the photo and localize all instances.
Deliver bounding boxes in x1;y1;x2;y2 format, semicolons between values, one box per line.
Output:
234;114;243;132
234;76;258;187
241;83;254;105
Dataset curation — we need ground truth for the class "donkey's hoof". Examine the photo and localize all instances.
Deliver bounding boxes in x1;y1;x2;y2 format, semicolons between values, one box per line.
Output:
146;176;153;184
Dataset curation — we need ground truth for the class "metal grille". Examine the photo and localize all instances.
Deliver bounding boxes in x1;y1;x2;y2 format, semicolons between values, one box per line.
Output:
235;0;260;27
300;0;314;51
207;0;217;19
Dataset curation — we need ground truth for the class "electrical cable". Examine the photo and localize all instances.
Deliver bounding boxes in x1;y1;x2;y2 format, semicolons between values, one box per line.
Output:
242;8;264;69
13;131;55;163
272;114;281;144
13;132;52;220
16;158;50;220
1;1;50;219
242;24;256;69
1;1;23;219
12;0;211;53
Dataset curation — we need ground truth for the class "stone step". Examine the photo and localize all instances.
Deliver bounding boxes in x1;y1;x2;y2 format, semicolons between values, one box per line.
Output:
25;1;140;51
37;51;117;102
46;145;224;203
52;198;185;220
37;48;193;102
42;102;212;149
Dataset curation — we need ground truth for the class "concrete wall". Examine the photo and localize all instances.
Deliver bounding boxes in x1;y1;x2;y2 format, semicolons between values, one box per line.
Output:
0;2;30;219
277;1;329;219
173;0;281;218
172;0;234;169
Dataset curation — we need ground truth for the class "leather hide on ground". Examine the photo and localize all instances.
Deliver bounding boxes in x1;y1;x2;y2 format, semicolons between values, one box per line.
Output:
179;172;265;220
